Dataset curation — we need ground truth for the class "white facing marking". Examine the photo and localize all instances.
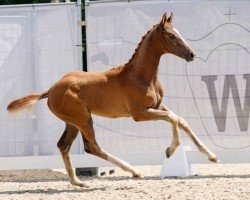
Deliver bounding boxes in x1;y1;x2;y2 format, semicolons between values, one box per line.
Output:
173;28;192;50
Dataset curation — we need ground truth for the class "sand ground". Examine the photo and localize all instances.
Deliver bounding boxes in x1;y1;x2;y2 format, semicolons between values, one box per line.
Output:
0;164;249;200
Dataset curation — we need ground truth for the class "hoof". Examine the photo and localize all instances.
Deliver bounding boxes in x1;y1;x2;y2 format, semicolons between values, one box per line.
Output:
166;147;172;158
209;156;220;163
133;172;144;179
71;181;89;188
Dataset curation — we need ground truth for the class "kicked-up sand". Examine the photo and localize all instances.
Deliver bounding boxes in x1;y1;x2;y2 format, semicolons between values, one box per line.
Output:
0;164;249;200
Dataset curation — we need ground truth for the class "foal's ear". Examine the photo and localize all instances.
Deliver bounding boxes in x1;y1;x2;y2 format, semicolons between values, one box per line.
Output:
160;12;167;26
167;12;173;24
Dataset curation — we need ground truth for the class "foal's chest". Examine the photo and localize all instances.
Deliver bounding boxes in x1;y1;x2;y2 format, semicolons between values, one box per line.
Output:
144;85;163;108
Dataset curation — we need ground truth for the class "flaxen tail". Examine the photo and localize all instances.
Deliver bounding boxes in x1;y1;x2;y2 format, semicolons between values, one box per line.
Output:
7;91;49;115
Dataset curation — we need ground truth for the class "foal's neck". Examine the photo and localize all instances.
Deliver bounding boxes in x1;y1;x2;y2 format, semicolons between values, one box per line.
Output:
125;26;164;82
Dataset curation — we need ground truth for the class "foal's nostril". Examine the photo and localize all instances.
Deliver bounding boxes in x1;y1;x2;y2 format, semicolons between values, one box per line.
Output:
185;52;195;62
190;52;194;59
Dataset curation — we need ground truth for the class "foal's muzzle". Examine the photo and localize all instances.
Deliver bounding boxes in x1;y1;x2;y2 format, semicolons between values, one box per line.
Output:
185;51;195;62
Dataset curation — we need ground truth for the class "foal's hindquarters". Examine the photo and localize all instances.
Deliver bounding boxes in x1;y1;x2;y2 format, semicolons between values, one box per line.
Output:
47;72;142;187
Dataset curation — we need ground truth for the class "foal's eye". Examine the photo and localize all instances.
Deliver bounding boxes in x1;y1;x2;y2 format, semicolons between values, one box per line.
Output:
169;34;175;39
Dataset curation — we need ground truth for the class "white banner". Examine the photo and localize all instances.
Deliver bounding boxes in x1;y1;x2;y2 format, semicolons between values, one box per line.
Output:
0;3;81;157
86;0;250;155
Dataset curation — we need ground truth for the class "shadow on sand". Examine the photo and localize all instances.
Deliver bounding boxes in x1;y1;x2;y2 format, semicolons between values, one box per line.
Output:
0;169;69;182
0;168;249;195
0;187;107;195
1;168;250;183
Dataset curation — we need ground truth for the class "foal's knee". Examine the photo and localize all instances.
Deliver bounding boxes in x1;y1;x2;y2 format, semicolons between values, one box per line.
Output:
165;111;179;124
177;117;190;129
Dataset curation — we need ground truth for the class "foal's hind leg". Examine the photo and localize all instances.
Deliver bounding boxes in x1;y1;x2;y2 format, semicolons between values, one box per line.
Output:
57;123;88;187
78;117;143;178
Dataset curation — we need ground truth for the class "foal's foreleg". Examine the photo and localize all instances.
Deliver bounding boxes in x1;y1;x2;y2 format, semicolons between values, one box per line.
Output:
178;117;218;162
130;105;218;162
166;122;180;158
57;123;88;187
131;107;181;157
160;104;219;162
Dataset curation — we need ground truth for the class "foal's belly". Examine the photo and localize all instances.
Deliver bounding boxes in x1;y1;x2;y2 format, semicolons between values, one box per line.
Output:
85;94;131;118
91;109;131;118
79;80;131;118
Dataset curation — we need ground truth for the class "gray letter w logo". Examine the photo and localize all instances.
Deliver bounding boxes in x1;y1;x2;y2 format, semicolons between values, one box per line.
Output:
202;74;250;132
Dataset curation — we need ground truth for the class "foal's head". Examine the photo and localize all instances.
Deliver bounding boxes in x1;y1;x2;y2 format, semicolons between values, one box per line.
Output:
157;12;195;62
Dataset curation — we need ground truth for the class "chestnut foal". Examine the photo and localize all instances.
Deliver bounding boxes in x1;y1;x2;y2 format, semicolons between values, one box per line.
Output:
7;13;219;187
